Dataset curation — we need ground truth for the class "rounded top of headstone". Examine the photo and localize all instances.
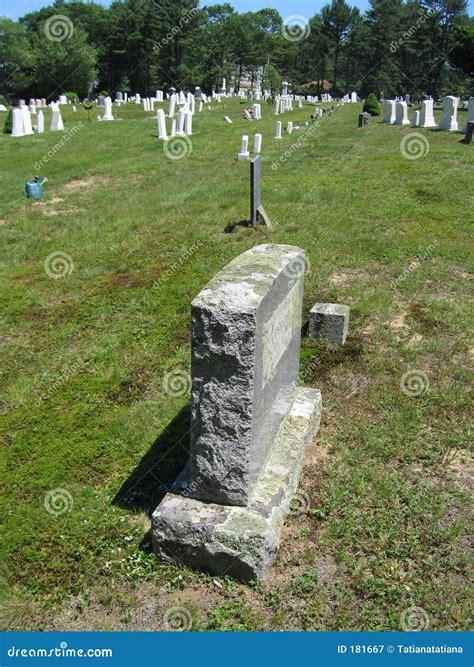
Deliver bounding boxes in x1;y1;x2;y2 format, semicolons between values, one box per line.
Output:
192;244;305;313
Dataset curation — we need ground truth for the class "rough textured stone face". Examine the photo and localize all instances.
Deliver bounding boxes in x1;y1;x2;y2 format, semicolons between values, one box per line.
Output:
309;303;350;345
190;244;305;506
152;387;322;581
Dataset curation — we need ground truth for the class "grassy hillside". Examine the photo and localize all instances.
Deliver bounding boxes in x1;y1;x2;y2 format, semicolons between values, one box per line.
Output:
0;98;472;631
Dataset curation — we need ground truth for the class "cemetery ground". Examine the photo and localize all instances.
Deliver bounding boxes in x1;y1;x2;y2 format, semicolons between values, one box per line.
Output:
1;98;472;632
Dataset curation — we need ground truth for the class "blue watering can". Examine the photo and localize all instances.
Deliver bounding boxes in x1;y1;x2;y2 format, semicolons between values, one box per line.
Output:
24;176;48;200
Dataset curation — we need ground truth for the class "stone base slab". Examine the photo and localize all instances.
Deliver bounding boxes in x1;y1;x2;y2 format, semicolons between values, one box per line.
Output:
152;387;322;581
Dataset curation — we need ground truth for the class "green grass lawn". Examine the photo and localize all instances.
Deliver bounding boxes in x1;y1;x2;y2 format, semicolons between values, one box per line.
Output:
0;98;472;631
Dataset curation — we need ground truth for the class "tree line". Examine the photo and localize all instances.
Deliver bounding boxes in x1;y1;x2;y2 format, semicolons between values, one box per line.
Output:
1;0;473;104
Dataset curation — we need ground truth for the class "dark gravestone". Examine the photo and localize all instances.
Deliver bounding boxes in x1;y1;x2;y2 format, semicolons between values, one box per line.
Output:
250;156;272;228
358;112;371;128
464;121;474;145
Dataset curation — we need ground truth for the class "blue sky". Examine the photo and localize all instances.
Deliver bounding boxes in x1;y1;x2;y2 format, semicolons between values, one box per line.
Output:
2;0;473;22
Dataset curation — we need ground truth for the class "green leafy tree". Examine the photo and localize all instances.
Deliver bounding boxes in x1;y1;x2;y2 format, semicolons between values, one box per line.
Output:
0;18;36;101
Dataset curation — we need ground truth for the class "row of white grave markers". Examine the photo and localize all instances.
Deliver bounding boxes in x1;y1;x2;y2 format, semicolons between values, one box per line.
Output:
11;103;64;136
383;96;474;132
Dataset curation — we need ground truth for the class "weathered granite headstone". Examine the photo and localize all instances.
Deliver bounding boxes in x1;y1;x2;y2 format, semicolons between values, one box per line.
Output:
152;244;322;580
463;97;474;133
464;121;474;145
275;121;282;139
309;303;350;345
358;112;371;128
438;95;459;131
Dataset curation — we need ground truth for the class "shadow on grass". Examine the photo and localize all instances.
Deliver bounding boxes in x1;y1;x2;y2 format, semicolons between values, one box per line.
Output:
112;404;191;517
224;219;251;233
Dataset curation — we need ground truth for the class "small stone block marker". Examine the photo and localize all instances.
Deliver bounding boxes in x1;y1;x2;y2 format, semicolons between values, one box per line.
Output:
152;244;322;580
309;303;350;345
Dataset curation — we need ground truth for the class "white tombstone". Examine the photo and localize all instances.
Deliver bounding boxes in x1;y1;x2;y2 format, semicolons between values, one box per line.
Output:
124;93;128;103
41;98;47;107
49;103;63;131
136;93;141;104
224;116;232;123
463;97;474;133
59;94;67;105
184;109;192;135
298;98;303;108
237;135;250;160
102;96;114;121
168;94;176;118
198;100;203;113
282;81;288;97
157;108;168;140
20;106;34;135
221;77;226;93
170;119;176;137
287;121;293;135
383;100;396;124
36;110;44;133
179;91;186;105
28;102;36;115
419;100;437;128
36;98;42;108
176;108;186;135
275;121;282;139
411;110;420;127
395;101;410;125
351;92;357;103
439;96;459;132
11;109;25;137
190;96;195;115
254;133;262;154
274;99;280;115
